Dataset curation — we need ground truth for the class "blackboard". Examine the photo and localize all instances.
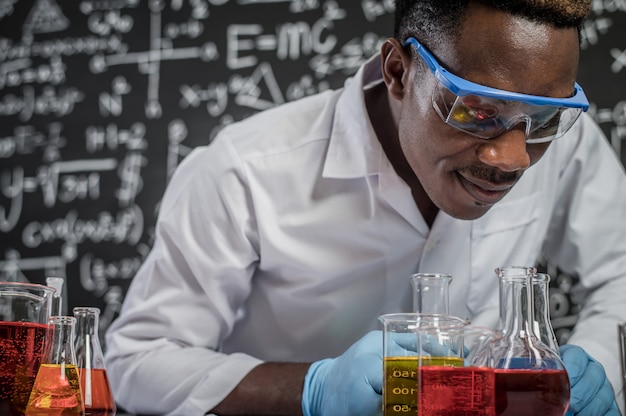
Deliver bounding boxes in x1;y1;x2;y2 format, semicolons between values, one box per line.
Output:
0;0;625;343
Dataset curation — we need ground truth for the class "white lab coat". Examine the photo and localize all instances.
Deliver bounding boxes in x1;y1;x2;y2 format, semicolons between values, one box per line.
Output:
105;54;626;415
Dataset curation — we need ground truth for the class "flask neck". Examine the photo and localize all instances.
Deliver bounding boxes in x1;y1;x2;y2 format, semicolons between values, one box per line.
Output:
74;307;100;336
74;307;106;369
533;273;559;352
498;267;537;340
44;316;77;365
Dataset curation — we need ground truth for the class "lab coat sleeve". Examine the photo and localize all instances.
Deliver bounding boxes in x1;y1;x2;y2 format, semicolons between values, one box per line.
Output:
542;114;626;413
104;135;264;416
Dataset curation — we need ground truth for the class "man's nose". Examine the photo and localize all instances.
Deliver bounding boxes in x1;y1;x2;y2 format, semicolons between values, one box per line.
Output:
476;127;531;172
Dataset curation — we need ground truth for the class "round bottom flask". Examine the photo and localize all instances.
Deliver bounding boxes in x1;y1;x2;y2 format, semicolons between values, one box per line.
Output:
492;266;569;416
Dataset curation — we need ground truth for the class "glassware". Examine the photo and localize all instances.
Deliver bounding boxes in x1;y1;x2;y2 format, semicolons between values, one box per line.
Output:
0;282;56;416
492;266;569;416
619;322;625;411
74;307;116;416
532;273;559;353
411;273;453;315
378;313;468;416
25;316;84;415
45;278;65;317
417;325;500;415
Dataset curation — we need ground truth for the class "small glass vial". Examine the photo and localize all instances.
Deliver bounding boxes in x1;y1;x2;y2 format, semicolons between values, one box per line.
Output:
74;307;116;416
26;316;84;415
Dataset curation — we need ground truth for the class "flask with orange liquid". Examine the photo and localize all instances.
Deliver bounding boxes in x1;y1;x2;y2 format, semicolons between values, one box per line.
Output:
73;307;116;416
25;316;84;415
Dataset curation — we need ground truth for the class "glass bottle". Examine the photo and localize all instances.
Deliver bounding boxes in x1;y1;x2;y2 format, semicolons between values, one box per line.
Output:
410;273;453;315
25;316;84;415
532;273;559;353
73;307;116;416
492;266;569;416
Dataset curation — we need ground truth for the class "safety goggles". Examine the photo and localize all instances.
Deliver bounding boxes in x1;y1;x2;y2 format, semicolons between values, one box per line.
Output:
403;37;589;143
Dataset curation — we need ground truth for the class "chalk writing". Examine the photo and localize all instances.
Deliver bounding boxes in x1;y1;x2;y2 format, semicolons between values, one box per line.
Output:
79;251;145;296
0;122;65;159
580;16;613;49
21;205;143;249
0;0;623;343
589;0;626;14
0;85;84;121
611;47;626;73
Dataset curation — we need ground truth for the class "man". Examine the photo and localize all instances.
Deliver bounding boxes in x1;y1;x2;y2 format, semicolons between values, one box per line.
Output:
105;0;625;415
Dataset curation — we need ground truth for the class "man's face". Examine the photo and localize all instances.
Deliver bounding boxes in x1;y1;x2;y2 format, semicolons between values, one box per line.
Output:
395;4;581;220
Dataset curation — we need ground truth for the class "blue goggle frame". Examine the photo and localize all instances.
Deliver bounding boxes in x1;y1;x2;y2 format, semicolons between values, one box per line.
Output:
404;37;589;109
403;37;589;142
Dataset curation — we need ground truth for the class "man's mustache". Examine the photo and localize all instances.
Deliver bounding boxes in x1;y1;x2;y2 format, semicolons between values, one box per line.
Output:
460;166;522;185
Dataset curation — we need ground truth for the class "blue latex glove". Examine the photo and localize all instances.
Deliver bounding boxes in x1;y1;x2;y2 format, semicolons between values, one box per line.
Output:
302;330;383;416
560;344;621;416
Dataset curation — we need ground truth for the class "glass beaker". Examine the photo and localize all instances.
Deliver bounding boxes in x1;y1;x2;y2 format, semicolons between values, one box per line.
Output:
417;325;500;415
379;313;468;416
26;316;84;415
532;273;559;353
74;307;116;416
410;273;452;315
0;282;56;416
492;266;569;416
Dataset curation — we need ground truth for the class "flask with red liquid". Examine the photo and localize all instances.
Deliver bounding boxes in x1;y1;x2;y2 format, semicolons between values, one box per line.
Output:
73;307;116;416
492;266;570;416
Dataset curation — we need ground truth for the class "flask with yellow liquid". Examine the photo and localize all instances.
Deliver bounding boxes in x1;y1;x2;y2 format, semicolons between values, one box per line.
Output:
25;316;84;416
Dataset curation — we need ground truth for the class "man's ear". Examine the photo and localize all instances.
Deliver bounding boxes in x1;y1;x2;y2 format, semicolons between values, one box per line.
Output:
381;38;412;101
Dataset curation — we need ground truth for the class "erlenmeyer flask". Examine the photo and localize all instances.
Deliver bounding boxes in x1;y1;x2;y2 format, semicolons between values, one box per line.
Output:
492;266;569;416
411;273;453;315
25;316;84;415
73;307;116;416
532;273;559;353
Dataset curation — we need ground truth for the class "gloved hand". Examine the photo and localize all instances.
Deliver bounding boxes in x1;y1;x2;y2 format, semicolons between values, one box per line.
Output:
302;330;383;416
560;344;621;416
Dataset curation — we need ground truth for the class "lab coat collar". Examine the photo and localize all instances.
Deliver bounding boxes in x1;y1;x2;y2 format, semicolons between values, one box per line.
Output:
322;53;430;233
322;53;390;179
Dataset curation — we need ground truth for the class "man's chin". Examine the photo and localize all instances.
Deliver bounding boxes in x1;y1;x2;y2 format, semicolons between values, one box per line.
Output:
440;201;495;221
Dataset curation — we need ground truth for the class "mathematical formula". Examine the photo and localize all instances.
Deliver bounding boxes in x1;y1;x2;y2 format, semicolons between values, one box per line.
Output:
0;0;623;338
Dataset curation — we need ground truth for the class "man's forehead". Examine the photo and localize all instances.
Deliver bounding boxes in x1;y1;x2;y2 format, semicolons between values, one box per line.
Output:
438;11;580;97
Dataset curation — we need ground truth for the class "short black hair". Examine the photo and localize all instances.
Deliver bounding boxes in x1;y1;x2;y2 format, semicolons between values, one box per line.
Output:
394;0;591;48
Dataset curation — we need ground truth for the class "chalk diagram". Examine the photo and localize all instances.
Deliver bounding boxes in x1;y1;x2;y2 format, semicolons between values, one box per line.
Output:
18;0;69;46
86;1;284;121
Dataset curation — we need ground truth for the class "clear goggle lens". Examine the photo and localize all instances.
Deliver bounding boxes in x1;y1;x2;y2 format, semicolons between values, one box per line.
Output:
432;84;583;143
